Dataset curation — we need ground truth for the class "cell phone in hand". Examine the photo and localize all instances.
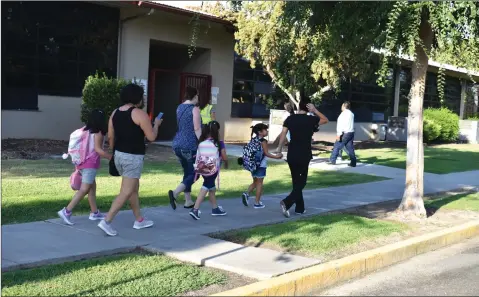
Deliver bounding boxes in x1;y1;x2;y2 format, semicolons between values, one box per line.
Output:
156;112;164;120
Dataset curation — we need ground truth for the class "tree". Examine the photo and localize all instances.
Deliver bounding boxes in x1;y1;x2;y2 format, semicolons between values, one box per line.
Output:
377;1;479;217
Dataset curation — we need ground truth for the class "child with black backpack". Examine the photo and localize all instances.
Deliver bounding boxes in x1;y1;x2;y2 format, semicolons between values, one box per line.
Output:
239;123;283;209
189;121;228;220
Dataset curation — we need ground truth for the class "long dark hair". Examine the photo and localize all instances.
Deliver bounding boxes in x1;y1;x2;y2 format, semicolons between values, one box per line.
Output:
200;120;221;152
251;123;268;139
84;109;107;135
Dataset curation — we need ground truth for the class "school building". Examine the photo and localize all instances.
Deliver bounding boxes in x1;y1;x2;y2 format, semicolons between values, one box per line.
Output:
2;1;478;143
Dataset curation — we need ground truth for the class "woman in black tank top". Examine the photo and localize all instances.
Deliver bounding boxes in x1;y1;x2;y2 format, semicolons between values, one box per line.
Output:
98;84;162;237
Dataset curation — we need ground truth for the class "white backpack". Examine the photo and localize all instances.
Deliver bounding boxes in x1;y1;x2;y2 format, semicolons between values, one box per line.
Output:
62;127;90;166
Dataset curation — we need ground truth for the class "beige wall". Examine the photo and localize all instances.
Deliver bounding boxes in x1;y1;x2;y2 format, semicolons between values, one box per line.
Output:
2;96;83;140
119;7;234;140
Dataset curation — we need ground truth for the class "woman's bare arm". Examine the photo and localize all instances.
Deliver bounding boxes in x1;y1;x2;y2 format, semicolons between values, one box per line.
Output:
276;127;289;153
262;141;282;159
220;148;228;169
94;133;112;160
135;109;162;142
192;106;202;139
108;112;115;150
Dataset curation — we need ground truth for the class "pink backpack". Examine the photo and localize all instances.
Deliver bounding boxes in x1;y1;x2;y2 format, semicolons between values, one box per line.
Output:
63;127;90;191
63;127;90;166
70;169;82;191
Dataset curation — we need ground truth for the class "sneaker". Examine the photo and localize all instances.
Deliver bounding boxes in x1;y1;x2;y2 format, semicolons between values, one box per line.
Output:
58;208;74;225
280;201;290;218
295;210;307;215
89;211;105;221
253;201;265;209
212;206;227;216
241;192;249;207
168;190;177;210
98;220;118;236
327;161;336;165
133;219;154;230
348;163;357;167
189;208;201;220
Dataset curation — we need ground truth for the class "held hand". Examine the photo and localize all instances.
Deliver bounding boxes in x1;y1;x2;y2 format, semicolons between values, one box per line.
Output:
276;153;284;159
154;118;163;127
336;135;340;142
306;103;317;113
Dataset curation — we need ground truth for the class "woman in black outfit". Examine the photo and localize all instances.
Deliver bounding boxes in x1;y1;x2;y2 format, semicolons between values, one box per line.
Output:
276;98;329;217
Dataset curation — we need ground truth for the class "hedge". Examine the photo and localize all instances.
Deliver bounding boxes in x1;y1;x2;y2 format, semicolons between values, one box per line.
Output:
423;107;459;143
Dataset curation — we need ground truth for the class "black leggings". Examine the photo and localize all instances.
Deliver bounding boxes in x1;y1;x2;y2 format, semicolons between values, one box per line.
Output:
282;158;310;213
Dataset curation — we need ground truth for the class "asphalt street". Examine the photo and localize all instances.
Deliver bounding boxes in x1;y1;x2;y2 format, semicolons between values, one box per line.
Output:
314;236;479;296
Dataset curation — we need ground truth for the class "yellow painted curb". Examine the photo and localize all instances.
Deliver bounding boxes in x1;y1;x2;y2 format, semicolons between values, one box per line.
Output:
211;220;479;296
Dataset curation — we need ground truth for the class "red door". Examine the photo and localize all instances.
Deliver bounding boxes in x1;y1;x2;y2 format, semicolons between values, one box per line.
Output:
179;73;212;105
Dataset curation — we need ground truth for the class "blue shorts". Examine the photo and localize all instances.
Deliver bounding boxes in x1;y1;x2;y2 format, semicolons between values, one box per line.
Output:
252;167;266;179
80;168;97;184
202;173;218;191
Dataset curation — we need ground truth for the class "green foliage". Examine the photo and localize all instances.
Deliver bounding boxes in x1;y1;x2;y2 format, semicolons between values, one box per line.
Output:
80;73;131;124
378;1;479;87
423;118;442;143
423;108;460;143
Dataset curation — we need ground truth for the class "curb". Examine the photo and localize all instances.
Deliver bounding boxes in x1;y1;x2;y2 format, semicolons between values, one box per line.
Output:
211;220;479;296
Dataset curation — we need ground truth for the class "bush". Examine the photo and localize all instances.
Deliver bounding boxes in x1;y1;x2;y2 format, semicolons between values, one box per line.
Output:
423;118;441;143
80;73;131;124
423;107;459;143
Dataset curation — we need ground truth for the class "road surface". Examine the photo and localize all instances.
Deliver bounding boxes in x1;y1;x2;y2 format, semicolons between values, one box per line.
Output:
314;236;479;296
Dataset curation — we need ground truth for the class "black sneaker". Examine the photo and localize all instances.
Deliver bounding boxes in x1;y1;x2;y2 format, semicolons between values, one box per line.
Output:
295;210;307;215
241;192;249;207
348;163;356;167
189;208;201;220
168;190;177;210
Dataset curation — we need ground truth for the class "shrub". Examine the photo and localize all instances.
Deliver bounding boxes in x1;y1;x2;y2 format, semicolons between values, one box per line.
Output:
423;118;441;143
423;107;459;143
80;73;131;124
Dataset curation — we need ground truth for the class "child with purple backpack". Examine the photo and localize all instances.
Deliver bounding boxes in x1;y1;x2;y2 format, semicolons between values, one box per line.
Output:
58;109;112;225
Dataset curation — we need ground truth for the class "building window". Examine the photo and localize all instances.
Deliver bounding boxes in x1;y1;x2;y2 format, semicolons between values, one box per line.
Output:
319;70;394;122
399;68;463;116
1;1;119;110
231;55;286;118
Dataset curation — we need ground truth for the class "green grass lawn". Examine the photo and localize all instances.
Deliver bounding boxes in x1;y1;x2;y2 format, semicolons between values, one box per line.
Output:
426;192;479;211
215;214;407;258
355;144;479;174
1;158;385;224
1;253;227;296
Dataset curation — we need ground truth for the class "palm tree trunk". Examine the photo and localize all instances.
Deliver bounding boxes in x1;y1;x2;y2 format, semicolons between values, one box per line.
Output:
397;9;433;217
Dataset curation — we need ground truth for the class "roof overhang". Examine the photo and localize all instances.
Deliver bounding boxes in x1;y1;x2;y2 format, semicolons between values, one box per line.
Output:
133;1;234;29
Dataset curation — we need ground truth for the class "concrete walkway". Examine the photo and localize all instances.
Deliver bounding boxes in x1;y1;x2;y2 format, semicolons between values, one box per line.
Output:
2;160;479;279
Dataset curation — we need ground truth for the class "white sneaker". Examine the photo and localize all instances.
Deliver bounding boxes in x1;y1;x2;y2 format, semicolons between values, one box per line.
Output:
133;219;154;230
58;208;74;225
89;211;105;221
98;220;118;236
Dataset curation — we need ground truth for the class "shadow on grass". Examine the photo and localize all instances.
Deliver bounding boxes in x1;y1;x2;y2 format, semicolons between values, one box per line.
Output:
1;253;178;290
213;214;401;258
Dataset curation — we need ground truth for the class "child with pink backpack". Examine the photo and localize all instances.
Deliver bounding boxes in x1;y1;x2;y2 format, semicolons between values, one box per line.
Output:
58;109;112;225
189;121;228;220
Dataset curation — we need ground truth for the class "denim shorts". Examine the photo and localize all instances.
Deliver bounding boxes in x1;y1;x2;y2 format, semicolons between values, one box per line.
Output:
252;167;267;179
80;168;97;184
114;151;144;179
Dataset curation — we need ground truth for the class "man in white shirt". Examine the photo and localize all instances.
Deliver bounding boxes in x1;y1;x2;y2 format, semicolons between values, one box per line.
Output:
329;101;357;167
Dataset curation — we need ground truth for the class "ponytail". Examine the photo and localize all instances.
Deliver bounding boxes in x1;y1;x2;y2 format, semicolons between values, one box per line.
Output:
250;123;269;139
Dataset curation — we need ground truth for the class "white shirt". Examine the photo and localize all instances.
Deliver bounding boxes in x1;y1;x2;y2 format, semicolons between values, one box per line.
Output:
336;109;355;136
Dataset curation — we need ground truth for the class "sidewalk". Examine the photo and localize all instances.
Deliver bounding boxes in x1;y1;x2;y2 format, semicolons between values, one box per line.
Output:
2;163;479;279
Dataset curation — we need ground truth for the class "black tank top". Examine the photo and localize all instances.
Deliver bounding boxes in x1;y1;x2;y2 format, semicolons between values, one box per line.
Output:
112;107;146;155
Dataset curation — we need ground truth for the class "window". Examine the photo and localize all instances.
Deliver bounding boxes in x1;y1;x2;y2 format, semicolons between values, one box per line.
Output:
398;68;463;116
231;54;285;118
1;1;119;110
319;70;395;122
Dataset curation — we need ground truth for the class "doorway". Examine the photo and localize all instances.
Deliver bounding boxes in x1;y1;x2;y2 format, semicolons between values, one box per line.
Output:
148;40;212;140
